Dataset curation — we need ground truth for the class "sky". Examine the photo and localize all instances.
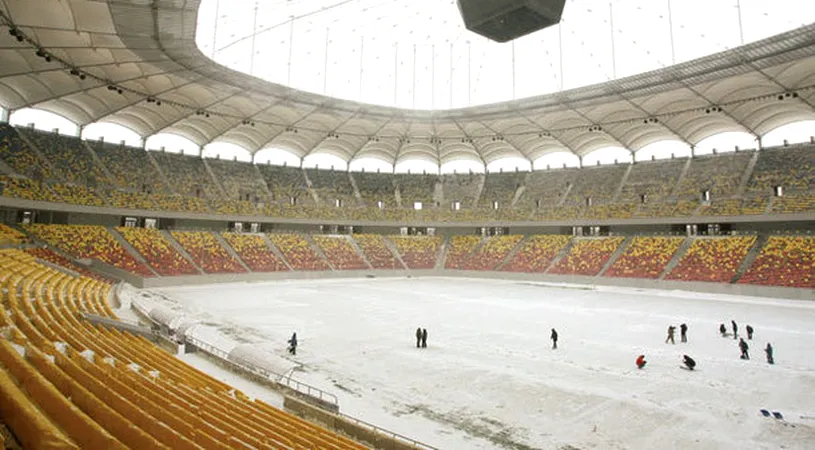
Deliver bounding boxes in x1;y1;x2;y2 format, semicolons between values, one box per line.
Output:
3;0;814;173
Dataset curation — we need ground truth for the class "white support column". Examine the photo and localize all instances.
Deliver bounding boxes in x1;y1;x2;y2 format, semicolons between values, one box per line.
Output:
323;28;330;94
359;35;364;102
609;2;616;79
287;16;295;85
667;0;676;65
249;2;259;76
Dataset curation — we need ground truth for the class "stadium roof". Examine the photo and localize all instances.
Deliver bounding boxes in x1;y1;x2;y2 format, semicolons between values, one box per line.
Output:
0;1;813;167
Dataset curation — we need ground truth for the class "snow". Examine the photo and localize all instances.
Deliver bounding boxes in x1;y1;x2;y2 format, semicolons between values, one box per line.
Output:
155;276;815;450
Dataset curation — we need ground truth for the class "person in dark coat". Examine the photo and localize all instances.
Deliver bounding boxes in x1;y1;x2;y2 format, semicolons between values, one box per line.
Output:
746;325;754;340
739;338;749;360
719;323;727;337
731;320;738;339
665;325;676;344
288;332;298;355
636;354;647;369
421;328;428;348
550;328;558;349
415;327;422;348
682;355;696;371
764;343;774;364
680;323;688;343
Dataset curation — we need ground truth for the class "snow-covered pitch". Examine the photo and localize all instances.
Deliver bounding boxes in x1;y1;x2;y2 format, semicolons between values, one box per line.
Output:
154;277;815;449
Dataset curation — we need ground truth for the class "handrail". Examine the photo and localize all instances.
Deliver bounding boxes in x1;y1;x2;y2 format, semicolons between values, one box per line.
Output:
335;410;439;450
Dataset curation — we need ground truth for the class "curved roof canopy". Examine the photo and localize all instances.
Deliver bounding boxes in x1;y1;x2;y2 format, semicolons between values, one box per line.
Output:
0;1;813;167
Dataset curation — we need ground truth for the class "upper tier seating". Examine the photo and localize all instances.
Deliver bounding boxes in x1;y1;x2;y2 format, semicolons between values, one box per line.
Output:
103;189;156;210
353;234;401;269
150;152;220;199
169;231;245;274
604;236;684;279
306;169;357;206
699;196;770;216
771;194;815;214
618;159;685;203
394;174;437;205
0;124;53;179
518;169;578;209
583;203;637;220
23;130;108;186
0;177;59;202
675;152;752;200
441;173;483;207
222;233;288;272
312;235;368;270
389;236;441;269
479;172;525;208
0;223;26;244
549;237;625;276
460;235;523;270
116;227;199;276
444;235;483;269
354;172;396;206
0;249;365;449
739;236;814;288
563;164;628;206
268;234;329;271
49;184;105;207
151;193;210;214
747;145;812;194
207;158;267;204
501;235;572;273
665;236;756;283
91;142;167;192
634;200;698;218
257;165;311;204
25;224;153;277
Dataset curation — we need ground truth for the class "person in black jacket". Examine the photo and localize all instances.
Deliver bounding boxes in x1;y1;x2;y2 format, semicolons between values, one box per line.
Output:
731;320;738;339
288;332;298;355
415;327;422;348
739;338;749;360
421;328;428;348
765;343;774;364
682;355;696;371
719;323;727;337
551;328;558;349
746;325;754;340
680;323;688;343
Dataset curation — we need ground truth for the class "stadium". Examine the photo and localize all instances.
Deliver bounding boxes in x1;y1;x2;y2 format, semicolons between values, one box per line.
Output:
0;0;814;448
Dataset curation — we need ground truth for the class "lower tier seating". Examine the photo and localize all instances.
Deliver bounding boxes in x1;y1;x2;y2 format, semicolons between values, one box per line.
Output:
738;236;814;288
604;237;684;279
389;236;441;269
444;235;483;269
312;235;368;270
501;235;572;273
353;234;402;269
665;236;756;283
169;231;245;274
460;235;524;271
549;237;625;276
268;234;329;271
116;227;199;276
221;233;288;272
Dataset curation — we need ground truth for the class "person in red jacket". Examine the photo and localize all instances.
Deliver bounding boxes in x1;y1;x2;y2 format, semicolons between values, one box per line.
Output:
636;354;647;369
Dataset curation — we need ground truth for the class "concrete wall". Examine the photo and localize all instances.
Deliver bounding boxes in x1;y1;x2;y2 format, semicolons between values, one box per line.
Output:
135;268;814;301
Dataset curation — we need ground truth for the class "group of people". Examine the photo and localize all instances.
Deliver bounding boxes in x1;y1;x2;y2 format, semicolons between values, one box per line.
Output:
665;323;689;344
720;320;773;364
415;327;429;348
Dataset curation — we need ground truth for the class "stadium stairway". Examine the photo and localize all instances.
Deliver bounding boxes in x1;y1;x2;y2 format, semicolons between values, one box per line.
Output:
668;157;693;199
146;152;177;195
347;172;364;205
213;233;252;272
106;228;161;277
658;237;693;280
15;128;60;181
260;234;295;271
381;237;409;270
457;236;489;268
544;237;576;273
611;165;633;203
201;159;228;199
160;230;205;274
345;235;374;270
597;235;633;277
731;234;769;283
735;151;760;197
82;141;118;185
434;236;449;270
494;235;529;271
304;234;336;271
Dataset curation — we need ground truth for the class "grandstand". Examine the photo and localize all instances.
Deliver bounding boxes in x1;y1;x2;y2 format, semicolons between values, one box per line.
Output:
0;1;813;448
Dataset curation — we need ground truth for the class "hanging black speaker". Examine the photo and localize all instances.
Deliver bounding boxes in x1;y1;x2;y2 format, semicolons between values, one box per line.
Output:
457;0;566;43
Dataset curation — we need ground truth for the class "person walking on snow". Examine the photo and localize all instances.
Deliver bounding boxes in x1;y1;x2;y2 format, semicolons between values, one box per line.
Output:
719;323;727;337
731;320;738;339
682;354;696;371
739;338;749;360
765;343;774;365
636;354;647;369
415;327;422;348
421;328;428;348
665;325;676;344
680;323;688;343
551;328;558;349
746;325;754;340
288;332;298;355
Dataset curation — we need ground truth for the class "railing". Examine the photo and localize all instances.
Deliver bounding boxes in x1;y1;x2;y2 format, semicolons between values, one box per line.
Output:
278;372;338;406
336;411;439;450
